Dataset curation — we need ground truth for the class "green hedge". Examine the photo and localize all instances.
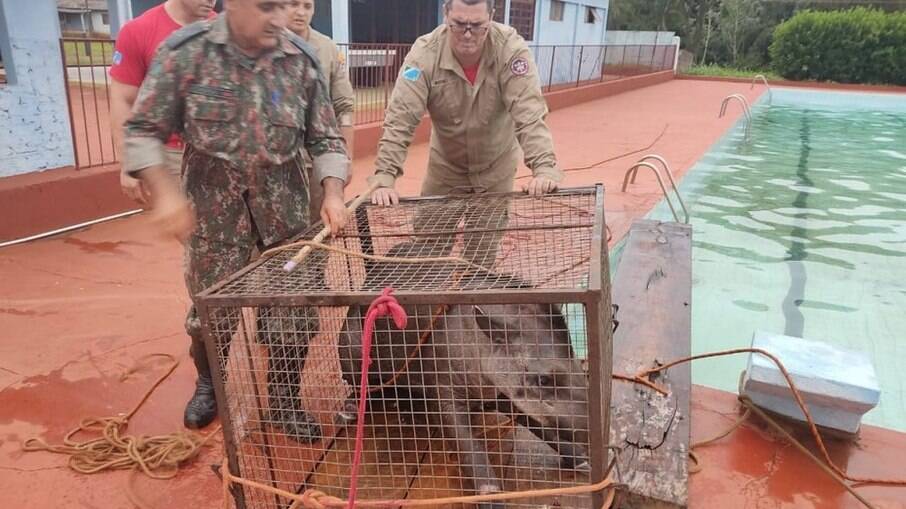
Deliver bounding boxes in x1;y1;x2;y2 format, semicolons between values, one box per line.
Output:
770;8;906;85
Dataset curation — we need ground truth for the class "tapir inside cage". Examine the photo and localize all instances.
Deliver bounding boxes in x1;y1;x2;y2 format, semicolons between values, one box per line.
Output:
197;185;614;509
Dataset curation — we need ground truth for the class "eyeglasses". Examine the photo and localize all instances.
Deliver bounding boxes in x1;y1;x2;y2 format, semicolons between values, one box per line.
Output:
448;21;490;35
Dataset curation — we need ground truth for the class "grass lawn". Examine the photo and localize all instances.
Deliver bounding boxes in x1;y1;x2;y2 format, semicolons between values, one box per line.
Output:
62;40;115;66
682;64;781;81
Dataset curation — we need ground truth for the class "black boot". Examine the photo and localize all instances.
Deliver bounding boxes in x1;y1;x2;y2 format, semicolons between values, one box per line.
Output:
267;342;321;443
185;337;218;429
184;375;218;428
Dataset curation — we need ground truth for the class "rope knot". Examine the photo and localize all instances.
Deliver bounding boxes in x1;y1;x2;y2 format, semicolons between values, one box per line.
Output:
298;489;345;509
365;287;407;329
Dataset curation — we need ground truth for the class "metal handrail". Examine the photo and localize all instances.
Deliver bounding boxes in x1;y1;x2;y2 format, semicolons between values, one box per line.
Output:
719;94;752;123
719;94;753;140
627;154;689;223
751;74;772;100
621;162;682;224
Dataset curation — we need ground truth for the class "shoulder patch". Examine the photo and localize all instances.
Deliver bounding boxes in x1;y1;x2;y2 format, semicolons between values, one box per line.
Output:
402;66;422;82
287;32;321;71
510;57;529;76
165;21;211;50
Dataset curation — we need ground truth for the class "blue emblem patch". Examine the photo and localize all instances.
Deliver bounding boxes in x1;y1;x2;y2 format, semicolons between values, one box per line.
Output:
112;50;123;66
402;66;422;82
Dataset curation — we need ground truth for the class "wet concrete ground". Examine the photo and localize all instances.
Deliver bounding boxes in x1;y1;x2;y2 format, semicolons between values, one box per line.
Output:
2;79;904;509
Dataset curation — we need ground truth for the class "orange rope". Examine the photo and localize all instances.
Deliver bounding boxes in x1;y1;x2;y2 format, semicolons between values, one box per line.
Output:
220;462;618;509
22;354;219;479
739;396;878;509
612;373;668;396
631;347;906;489
262;240;493;275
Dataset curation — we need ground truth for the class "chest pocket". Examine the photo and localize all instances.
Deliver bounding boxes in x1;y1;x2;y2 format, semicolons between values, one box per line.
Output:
475;80;504;126
266;105;303;157
185;91;240;154
428;79;465;126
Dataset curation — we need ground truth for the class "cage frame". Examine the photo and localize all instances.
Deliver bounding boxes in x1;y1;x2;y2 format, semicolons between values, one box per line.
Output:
197;184;613;509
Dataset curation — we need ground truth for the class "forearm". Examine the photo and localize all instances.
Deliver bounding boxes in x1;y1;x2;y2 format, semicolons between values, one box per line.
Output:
341;126;355;159
110;81;140;166
321;176;345;200
110;98;130;159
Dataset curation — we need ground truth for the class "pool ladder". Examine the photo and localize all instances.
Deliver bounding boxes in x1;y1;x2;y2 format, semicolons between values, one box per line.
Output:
751;74;772;101
720;94;753;123
621;154;690;224
720;94;753;138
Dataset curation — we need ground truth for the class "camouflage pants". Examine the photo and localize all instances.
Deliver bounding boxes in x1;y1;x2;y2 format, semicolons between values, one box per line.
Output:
184;237;320;380
181;152;317;380
411;172;514;271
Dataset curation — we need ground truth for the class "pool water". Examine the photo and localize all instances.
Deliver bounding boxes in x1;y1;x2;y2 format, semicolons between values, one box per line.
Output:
649;88;906;431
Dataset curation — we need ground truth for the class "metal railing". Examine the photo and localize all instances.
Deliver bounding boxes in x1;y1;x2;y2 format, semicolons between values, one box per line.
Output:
336;43;412;125
60;38;677;169
61;37;117;169
531;43;677;92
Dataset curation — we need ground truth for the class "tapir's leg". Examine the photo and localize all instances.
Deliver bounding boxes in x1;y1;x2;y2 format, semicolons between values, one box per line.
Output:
336;307;365;425
436;386;505;509
492;397;589;471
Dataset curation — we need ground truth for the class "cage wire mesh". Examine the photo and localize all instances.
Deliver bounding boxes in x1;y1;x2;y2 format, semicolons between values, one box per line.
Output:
198;187;612;509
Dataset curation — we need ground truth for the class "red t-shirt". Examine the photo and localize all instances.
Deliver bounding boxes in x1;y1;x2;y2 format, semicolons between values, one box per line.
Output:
110;5;213;148
110;5;181;87
462;62;480;85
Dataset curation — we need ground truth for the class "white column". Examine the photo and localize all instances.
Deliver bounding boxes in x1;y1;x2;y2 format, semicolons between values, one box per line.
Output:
107;0;133;37
673;35;681;73
331;0;350;44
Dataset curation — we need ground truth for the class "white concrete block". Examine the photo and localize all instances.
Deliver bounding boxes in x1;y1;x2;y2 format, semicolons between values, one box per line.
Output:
740;330;880;435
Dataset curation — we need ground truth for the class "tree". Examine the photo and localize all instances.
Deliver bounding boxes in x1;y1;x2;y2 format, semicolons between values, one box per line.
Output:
607;0;906;70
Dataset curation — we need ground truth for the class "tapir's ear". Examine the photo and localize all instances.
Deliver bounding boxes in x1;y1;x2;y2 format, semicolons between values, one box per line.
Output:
473;306;507;345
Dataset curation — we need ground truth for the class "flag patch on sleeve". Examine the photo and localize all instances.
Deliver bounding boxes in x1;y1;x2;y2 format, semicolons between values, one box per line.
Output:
402;66;422;81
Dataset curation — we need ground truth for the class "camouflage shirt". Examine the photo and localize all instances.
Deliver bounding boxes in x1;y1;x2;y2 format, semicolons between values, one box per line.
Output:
123;14;349;244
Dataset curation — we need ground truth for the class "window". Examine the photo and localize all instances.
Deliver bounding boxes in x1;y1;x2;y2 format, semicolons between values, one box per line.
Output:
509;0;536;41
101;12;109;25
0;4;10;86
549;0;564;22
493;0;506;23
585;7;597;24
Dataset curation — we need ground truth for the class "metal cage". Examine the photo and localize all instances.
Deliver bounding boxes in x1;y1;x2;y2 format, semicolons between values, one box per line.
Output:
197;186;613;509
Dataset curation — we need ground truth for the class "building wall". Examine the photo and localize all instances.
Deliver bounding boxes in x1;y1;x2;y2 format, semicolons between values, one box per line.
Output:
531;0;609;87
0;0;75;177
604;30;676;45
603;31;678;70
89;10;110;35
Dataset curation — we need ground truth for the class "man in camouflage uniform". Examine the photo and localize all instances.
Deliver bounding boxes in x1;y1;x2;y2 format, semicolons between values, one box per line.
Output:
288;0;355;222
368;0;563;269
123;0;349;441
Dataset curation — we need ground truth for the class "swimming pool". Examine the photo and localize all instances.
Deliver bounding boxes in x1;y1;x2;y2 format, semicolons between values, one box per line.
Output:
649;87;906;432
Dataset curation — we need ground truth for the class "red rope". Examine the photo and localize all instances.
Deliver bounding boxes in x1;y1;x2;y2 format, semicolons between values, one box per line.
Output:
347;288;408;509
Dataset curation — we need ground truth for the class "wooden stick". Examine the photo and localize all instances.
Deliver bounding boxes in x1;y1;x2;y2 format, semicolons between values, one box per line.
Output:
283;183;380;272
